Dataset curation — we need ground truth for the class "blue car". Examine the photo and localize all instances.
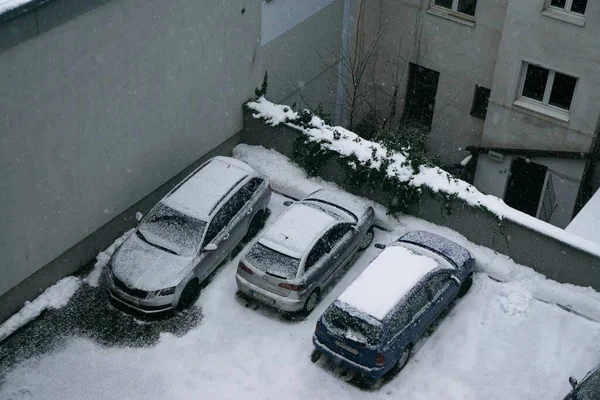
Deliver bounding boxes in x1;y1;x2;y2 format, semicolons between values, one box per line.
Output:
311;231;474;383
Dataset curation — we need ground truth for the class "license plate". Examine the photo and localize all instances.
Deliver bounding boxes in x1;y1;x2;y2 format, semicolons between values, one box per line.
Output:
250;290;276;305
334;340;358;355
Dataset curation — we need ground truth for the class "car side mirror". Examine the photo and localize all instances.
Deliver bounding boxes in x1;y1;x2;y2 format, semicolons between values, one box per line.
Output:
569;376;578;389
135;212;143;222
204;243;218;252
283;200;295;207
374;243;386;250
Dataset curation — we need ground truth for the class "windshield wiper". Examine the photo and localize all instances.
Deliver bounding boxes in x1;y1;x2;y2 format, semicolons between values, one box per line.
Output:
136;230;179;255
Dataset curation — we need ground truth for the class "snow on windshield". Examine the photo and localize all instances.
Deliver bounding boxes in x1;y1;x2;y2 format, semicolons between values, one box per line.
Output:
137;203;206;257
244;243;300;280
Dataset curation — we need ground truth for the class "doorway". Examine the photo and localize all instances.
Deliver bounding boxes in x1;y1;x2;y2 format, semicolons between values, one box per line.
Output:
504;157;548;217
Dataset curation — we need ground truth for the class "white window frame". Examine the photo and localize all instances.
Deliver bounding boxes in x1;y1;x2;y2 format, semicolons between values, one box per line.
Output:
549;0;586;14
429;0;476;26
514;63;577;122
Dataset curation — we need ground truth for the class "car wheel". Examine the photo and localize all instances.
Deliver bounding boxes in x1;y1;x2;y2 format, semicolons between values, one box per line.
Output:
458;274;473;298
388;345;412;377
302;289;320;316
178;279;200;310
244;210;265;241
359;227;375;251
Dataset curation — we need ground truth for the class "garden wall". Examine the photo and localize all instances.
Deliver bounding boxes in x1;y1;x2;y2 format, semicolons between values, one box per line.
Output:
242;108;600;291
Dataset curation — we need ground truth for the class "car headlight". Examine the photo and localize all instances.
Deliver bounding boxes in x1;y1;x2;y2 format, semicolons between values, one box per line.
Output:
145;286;176;299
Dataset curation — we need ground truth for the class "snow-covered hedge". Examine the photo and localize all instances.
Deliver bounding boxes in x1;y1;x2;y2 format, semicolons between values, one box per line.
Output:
245;97;600;258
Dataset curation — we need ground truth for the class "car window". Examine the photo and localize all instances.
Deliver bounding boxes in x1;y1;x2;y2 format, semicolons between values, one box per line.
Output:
305;224;351;271
405;286;430;322
388;304;411;338
203;206;229;246
426;274;450;300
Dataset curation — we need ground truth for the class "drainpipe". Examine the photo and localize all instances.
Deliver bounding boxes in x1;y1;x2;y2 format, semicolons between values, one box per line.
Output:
335;0;352;126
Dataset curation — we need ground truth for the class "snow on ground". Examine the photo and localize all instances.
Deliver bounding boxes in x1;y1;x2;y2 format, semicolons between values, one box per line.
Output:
0;0;30;14
2;146;600;399
83;229;135;287
0;277;81;343
246;98;600;259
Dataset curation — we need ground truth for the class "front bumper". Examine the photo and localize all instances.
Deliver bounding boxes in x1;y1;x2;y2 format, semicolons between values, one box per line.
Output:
236;273;304;312
312;336;385;379
107;278;175;314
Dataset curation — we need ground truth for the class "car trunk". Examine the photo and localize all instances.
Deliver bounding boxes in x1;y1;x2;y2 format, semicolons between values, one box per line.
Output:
240;260;292;296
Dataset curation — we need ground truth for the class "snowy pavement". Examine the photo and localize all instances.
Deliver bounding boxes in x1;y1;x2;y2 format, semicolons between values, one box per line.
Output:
1;146;600;399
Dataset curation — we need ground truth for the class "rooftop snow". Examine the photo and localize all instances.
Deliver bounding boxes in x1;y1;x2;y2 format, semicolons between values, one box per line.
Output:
245;97;600;260
162;158;248;221
399;230;471;266
259;203;337;259
338;246;439;320
0;0;31;14
566;189;600;246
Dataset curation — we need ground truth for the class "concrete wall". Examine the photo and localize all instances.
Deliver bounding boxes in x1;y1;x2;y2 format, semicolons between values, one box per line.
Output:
482;0;600;152
359;0;508;164
0;0;344;319
242;109;600;291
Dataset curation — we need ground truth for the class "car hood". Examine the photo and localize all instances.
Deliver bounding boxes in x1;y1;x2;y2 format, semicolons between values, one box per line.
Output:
111;233;193;291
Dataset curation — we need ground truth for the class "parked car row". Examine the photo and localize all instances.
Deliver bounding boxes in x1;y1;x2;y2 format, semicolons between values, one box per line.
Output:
100;155;597;395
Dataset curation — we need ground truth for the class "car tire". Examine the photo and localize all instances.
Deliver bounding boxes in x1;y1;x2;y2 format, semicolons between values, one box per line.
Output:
302;289;320;316
244;210;265;241
310;349;322;363
388;345;412;377
359;227;375;251
178;279;200;310
458;274;473;298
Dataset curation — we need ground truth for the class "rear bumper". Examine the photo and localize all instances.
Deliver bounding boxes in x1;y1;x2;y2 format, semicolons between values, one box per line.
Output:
236;274;304;312
107;279;175;314
312;336;385;379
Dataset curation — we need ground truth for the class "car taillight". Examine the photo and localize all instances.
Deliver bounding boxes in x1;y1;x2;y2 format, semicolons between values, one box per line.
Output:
278;282;304;291
239;263;253;275
375;353;385;367
267;181;272;192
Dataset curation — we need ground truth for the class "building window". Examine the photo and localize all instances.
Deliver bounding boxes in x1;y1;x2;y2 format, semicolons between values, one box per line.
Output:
433;0;477;16
549;0;588;15
519;63;577;112
471;86;491;120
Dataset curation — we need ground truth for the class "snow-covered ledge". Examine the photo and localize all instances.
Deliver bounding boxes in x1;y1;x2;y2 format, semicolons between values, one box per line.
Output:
245;97;600;260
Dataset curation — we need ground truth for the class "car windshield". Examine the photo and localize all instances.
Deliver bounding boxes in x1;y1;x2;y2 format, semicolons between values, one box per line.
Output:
137;203;206;257
245;243;300;279
323;305;382;347
569;369;600;399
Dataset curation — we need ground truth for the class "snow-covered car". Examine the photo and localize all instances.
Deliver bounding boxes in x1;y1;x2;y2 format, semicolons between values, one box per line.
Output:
564;364;600;399
236;189;375;315
311;231;474;383
107;156;271;313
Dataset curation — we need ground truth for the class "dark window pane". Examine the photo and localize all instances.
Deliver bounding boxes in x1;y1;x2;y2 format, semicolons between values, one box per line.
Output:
522;65;549;102
471;85;491;119
457;0;477;16
571;0;587;14
434;0;453;9
550;0;567;8
549;73;577;110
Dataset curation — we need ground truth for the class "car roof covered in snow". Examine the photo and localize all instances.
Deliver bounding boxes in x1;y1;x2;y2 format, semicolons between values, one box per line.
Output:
337;245;439;321
397;230;471;267
258;202;339;259
303;189;371;221
162;157;252;221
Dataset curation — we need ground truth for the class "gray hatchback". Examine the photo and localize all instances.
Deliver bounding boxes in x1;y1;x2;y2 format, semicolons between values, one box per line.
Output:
107;156;271;313
236;189;375;315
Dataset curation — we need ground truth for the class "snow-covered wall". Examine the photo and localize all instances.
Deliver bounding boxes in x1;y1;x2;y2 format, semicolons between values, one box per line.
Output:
242;102;600;291
0;0;345;323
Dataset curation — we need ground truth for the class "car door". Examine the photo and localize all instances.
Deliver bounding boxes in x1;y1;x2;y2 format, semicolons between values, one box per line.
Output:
404;285;434;342
425;272;457;321
325;223;356;281
196;206;231;281
303;225;350;289
232;177;264;236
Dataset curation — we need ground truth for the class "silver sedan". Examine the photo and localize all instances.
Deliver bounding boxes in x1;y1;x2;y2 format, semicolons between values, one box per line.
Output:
236;189;375;315
107;156;271;313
